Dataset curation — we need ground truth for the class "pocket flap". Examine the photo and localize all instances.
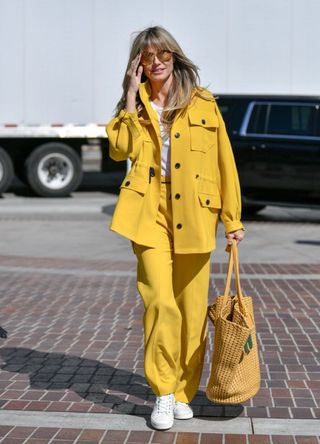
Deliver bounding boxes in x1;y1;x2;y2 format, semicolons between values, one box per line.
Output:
188;108;219;128
120;175;148;195
198;192;221;209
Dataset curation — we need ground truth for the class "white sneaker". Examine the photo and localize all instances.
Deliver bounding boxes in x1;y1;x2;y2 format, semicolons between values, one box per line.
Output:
174;401;193;419
151;394;175;430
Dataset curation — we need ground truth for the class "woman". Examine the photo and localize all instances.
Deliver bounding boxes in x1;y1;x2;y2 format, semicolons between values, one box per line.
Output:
106;26;245;430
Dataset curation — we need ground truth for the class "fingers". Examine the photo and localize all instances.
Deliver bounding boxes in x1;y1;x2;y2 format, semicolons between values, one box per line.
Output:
126;53;143;94
137;64;143;80
225;237;239;250
131;53;142;71
225;230;245;248
127;53;143;81
134;52;141;62
226;235;236;246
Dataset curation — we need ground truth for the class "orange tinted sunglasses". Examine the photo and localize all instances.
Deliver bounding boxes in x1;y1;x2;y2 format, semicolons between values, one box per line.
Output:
141;49;173;65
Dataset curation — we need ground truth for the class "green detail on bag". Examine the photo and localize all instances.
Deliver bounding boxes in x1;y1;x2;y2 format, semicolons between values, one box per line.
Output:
244;334;253;354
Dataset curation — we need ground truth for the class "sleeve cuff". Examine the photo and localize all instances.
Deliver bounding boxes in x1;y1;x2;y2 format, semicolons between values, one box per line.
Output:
118;110;142;139
223;221;245;234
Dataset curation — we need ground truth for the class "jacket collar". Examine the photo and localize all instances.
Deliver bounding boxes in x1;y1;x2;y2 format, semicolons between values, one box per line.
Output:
137;80;200;141
138;80;162;141
138;80;152;105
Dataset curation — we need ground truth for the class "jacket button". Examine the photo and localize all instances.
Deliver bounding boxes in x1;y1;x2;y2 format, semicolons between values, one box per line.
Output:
175;132;180;138
206;199;210;205
125;181;130;186
175;193;181;199
176;223;182;229
175;163;181;169
201;119;206;124
195;174;199;179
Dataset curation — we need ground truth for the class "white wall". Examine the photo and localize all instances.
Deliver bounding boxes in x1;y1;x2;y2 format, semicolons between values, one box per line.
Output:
0;0;319;124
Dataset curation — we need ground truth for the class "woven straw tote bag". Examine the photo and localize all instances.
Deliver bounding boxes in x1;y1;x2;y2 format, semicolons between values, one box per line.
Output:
206;239;261;404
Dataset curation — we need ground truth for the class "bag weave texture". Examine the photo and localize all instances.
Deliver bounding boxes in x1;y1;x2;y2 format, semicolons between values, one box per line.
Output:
206;240;261;404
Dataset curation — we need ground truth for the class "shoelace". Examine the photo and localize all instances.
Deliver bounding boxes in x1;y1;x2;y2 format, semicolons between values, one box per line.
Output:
155;395;173;414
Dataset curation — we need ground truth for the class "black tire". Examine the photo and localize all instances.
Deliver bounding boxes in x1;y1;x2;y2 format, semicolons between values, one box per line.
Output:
25;143;83;197
0;147;14;194
243;204;266;215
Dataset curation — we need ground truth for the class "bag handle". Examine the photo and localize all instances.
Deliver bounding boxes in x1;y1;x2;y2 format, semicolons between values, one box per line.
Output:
222;239;247;314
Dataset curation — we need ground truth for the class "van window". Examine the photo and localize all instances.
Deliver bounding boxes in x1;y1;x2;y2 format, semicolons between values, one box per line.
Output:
267;104;316;136
247;104;268;134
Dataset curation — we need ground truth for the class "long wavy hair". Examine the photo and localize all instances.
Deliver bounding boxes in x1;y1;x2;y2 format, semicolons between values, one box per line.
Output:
114;26;212;130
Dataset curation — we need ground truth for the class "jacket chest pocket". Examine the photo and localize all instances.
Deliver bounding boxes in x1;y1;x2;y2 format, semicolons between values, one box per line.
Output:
188;109;219;153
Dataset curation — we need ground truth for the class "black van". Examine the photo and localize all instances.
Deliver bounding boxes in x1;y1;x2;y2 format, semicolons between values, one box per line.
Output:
216;95;320;213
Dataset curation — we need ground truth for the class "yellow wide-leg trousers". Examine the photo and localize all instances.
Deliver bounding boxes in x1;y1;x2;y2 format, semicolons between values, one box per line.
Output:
133;178;211;403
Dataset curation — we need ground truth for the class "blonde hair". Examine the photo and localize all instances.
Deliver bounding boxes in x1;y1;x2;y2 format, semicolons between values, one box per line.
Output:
114;26;212;129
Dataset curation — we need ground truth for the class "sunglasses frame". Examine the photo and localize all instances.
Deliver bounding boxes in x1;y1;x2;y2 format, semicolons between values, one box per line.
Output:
140;49;173;66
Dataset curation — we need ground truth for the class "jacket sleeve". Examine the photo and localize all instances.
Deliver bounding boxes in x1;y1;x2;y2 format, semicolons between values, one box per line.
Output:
215;103;245;234
105;109;144;162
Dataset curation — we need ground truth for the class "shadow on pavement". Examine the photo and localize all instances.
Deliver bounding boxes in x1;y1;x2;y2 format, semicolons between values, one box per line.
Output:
242;206;320;223
101;204;116;216
0;347;243;419
0;346;151;416
295;240;320;246
0;327;7;338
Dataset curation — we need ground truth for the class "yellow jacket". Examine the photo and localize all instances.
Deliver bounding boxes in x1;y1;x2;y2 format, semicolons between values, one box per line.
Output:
106;81;244;253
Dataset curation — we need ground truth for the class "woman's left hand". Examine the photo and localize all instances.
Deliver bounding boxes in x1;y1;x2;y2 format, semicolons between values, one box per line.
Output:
225;229;245;248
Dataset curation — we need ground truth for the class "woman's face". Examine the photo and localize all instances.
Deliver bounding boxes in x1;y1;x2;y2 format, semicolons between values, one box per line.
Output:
141;45;174;84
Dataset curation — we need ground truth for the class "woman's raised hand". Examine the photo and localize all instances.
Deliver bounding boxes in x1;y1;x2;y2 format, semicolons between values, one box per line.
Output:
127;53;143;95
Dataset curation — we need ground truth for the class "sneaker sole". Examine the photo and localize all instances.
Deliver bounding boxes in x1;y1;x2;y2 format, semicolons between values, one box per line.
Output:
150;419;174;430
174;413;193;420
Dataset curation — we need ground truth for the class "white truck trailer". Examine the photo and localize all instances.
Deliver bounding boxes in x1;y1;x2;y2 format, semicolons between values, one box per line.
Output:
1;0;319;196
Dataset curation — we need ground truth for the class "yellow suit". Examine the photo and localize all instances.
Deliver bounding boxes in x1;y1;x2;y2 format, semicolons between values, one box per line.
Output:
106;81;244;253
106;81;244;403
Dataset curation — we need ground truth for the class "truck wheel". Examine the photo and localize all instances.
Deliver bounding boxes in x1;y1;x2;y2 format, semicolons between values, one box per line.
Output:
0;147;14;194
25;143;83;197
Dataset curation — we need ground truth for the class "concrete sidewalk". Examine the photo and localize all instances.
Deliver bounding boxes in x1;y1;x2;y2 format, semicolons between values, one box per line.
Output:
1;189;320;263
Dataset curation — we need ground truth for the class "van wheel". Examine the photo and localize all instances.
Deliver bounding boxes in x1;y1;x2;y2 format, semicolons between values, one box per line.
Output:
0;147;14;194
25;143;83;197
